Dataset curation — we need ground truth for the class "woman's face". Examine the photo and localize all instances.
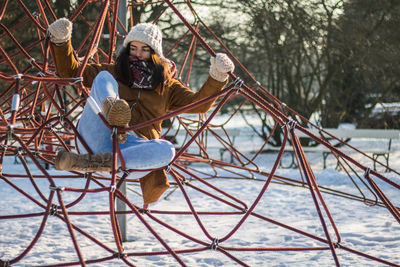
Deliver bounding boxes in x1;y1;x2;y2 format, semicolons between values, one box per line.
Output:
129;41;151;60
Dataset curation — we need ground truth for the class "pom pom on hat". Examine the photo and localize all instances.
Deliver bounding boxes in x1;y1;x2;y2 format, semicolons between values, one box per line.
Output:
123;23;164;58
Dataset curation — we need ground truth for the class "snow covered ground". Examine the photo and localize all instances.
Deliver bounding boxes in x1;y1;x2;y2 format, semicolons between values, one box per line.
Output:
0;126;399;266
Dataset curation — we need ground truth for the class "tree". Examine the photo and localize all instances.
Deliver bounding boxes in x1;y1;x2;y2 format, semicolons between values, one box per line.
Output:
230;0;344;144
323;0;400;128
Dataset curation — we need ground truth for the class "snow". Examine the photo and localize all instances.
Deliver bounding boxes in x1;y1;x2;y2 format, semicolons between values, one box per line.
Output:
1;124;400;266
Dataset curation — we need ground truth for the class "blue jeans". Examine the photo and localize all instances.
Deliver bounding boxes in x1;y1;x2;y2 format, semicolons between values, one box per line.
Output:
76;71;175;179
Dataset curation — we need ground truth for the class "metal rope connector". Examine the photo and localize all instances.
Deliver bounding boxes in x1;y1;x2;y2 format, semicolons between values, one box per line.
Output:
14;147;21;156
139;208;149;214
49;185;64;192
59;113;65;125
49;204;59;216
122;169;130;177
37;71;45;77
210;237;219;250
70;77;83;85
364;167;371;178
281;119;297;130
165;164;172;173
7;125;14;142
13;73;23;80
111;127;117;137
233;77;244;94
110;184;117;193
113;252;126;259
28;57;36;66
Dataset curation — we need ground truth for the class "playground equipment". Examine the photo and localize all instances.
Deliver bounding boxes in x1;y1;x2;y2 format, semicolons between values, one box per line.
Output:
0;1;399;266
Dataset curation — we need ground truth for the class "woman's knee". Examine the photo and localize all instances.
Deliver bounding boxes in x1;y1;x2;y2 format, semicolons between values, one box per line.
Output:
92;71;119;97
158;139;176;163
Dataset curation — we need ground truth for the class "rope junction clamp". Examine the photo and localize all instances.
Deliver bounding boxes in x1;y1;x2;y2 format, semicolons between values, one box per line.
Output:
49;185;65;192
14;147;21;156
288;120;297;130
364;167;371;178
281;119;297;130
28;57;35;66
334;242;343;248
110;185;117;193
113;252;126;259
210;237;219;250
6;125;14;142
139;208;149;214
70;77;83;85
13;73;23;80
232;77;244;94
111;127;118;137
59;113;65;125
37;71;45;77
121;169;130;177
165;164;172;173
49;204;59;216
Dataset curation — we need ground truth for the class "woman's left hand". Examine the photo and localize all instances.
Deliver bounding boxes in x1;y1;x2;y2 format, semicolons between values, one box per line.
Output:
209;53;235;82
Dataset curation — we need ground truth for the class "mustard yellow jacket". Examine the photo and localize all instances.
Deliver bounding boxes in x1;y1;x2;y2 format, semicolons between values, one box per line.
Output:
52;40;227;204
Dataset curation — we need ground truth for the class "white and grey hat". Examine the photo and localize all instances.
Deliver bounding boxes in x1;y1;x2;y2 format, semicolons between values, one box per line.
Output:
123;23;164;58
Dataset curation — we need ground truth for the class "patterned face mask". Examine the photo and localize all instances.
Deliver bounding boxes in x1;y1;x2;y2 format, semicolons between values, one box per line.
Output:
129;55;154;90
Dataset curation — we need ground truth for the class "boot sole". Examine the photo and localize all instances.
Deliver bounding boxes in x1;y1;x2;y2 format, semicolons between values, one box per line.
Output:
107;99;131;127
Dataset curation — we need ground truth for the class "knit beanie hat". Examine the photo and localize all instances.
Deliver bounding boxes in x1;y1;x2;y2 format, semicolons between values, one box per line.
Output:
123;23;164;59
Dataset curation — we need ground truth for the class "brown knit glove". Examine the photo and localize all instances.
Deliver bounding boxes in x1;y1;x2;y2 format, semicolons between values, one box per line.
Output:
209;53;235;82
48;18;72;45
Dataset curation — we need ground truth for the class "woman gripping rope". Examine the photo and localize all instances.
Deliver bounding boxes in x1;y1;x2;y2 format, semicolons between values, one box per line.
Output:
48;18;235;205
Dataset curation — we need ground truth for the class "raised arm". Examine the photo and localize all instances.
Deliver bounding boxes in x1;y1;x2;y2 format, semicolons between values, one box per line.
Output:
48;18;112;88
167;53;235;113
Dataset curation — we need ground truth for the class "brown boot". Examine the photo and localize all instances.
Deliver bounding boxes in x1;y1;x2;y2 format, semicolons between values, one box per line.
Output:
102;97;131;127
102;97;130;144
55;150;112;173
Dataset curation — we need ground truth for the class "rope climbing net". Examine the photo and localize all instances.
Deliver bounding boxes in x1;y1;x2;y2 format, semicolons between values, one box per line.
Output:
0;1;399;266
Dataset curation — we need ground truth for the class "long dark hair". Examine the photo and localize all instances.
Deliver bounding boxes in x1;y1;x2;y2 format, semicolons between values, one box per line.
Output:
115;45;171;90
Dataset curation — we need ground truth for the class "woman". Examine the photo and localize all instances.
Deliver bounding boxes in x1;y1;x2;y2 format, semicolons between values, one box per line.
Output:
48;18;234;205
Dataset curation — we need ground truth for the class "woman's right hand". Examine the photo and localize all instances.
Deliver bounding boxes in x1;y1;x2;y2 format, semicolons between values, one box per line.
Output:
48;18;72;45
